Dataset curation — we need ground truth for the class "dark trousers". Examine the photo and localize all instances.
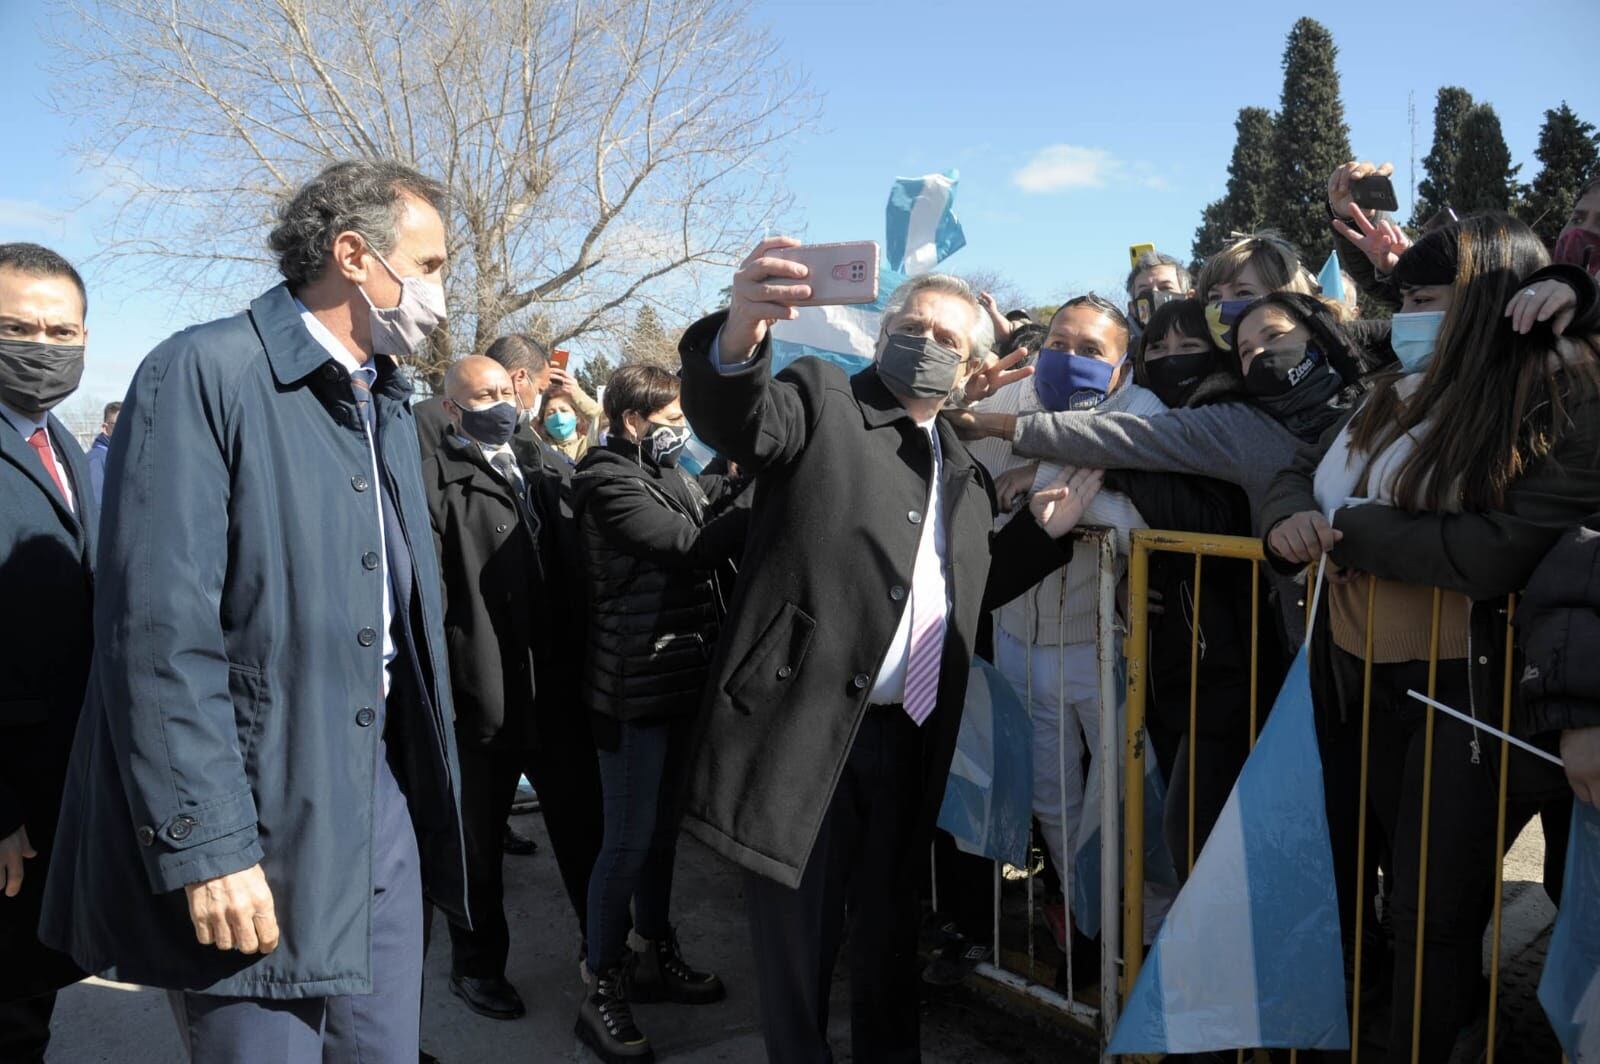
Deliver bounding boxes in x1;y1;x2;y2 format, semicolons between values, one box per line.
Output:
448;735;604;978
931;829;993;941
744;705;927;1064
1320;649;1534;1063
169;753;423;1063
585;716;694;973
0;993;54;1064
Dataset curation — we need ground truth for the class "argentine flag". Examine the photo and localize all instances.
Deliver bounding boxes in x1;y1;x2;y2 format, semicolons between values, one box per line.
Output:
770;171;965;377
1540;799;1600;1062
1108;647;1349;1054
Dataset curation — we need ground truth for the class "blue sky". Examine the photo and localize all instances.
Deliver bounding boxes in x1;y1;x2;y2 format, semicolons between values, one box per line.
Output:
2;0;1597;413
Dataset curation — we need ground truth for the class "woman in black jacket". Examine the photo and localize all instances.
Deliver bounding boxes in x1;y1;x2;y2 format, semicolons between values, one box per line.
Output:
1114;298;1290;875
1262;213;1600;1061
569;364;749;1063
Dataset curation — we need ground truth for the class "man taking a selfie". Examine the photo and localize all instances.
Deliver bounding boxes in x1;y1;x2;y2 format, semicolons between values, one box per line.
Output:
676;236;1103;1063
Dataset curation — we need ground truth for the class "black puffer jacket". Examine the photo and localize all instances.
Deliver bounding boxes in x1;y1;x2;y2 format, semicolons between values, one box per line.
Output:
1517;516;1600;738
570;438;749;727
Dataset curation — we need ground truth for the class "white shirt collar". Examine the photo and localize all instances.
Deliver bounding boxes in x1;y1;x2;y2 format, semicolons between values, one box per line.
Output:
0;399;48;438
294;298;377;383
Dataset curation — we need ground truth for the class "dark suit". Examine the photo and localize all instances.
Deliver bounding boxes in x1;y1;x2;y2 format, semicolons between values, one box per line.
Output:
677;313;1074;1061
422;422;603;975
0;410;94;1060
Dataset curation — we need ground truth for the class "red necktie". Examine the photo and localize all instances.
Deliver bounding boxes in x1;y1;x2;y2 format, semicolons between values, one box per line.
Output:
27;427;69;502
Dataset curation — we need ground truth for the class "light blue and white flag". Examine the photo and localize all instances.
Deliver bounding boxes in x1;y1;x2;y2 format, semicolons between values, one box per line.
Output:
1318;249;1345;304
769;171;965;377
885;170;967;277
1108;647;1349;1054
938;658;1033;868
1540;799;1600;1063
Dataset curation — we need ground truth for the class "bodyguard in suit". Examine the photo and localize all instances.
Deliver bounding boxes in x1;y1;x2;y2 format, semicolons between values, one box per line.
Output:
40;160;469;1063
0;244;94;1064
678;237;1103;1063
421;354;603;1020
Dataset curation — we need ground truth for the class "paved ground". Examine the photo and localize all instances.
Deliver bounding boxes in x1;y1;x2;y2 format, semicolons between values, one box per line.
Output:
44;809;1091;1063
42;809;1564;1062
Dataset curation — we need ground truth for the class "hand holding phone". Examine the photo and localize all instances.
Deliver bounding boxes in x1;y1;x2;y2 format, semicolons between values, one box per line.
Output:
1350;174;1399;214
550;348;571;369
1128;242;1156;268
765;241;880;307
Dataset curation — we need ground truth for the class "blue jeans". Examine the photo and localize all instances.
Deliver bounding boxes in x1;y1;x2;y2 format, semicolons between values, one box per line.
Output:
586;717;694;972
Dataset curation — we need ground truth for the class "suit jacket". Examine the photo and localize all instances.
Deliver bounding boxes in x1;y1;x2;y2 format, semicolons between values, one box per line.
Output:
41;284;468;998
0;412;95;1002
676;312;1075;887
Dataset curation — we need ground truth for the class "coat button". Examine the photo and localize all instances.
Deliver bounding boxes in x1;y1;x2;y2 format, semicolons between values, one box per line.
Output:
352;474;369;492
852;673;870;690
137;826;155;846
167;815;195;842
357;627;377;647
321;364;340;381
1478;655;1490;665
908;510;923;525
777;665;793;680
495;523;509;533
356;707;377;727
362;551;380;571
890;585;906;601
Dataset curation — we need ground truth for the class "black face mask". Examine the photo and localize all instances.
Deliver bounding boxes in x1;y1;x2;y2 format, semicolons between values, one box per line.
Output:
0;339;85;414
1143;350;1214;408
1243;342;1346;441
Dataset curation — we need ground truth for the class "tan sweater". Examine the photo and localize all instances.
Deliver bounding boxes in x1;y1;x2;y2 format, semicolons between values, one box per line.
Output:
1329;577;1471;663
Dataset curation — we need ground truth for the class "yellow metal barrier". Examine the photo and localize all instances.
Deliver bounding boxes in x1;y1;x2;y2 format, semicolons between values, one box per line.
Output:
1118;529;1534;1063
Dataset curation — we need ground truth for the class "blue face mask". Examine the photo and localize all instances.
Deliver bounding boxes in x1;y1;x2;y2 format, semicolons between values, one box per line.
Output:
1390;310;1445;373
1033;347;1120;411
544;410;578;441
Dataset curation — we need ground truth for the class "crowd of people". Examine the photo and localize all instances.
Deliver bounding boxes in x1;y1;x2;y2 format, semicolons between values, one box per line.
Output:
0;152;1598;1064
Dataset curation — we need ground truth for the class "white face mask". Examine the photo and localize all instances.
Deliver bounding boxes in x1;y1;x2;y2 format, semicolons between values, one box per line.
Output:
360;246;447;358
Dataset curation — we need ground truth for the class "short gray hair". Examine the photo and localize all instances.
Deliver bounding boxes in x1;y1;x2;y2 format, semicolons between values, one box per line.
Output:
1124;251;1192;296
268;159;448;288
879;274;994;361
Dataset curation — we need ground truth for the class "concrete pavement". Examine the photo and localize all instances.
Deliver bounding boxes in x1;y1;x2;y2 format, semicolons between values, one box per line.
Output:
44;809;1091;1063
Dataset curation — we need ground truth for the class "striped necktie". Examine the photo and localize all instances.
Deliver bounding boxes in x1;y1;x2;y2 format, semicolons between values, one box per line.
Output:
902;435;947;726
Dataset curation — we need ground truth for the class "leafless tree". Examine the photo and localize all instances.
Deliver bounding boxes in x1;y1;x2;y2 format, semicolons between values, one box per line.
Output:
51;0;815;381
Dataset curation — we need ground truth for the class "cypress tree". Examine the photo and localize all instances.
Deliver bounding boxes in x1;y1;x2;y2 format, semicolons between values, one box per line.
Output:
1453;103;1521;213
1413;87;1475;226
1522;102;1599;245
1192;107;1277;263
1264;18;1352;263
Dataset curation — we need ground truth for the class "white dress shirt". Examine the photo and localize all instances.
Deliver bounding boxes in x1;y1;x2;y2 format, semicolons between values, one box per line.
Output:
709;328;952;706
295;302;397;698
0;399;76;514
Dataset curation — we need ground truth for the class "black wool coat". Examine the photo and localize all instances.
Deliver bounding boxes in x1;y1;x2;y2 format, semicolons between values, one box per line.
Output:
40;284;468;998
424;429;561;749
676;312;1077;888
0;412;94;1003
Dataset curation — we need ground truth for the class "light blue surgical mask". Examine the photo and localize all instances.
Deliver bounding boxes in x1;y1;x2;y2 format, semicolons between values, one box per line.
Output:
1390;311;1445;374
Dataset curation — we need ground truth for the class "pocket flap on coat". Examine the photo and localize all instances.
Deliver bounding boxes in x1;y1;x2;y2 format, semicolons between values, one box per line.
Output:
724;602;816;715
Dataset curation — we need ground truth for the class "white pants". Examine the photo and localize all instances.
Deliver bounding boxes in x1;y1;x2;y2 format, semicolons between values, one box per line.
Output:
994;629;1101;888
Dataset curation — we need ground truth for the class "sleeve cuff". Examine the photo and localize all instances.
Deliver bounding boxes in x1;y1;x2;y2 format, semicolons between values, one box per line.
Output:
711;329;760;375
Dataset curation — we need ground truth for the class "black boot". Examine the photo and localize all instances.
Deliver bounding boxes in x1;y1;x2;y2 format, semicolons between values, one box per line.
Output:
630;927;726;1005
575;964;653;1063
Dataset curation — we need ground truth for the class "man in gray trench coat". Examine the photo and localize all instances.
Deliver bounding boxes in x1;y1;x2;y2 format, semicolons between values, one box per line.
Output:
40;159;468;1063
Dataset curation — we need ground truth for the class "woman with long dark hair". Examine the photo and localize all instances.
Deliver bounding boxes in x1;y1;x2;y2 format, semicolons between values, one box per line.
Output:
1262;212;1600;1060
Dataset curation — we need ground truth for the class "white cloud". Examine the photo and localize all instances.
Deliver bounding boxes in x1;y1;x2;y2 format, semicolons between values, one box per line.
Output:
1012;145;1119;193
1012;145;1172;194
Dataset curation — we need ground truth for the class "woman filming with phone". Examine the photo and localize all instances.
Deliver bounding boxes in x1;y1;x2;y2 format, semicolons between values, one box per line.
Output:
1261;211;1600;1061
